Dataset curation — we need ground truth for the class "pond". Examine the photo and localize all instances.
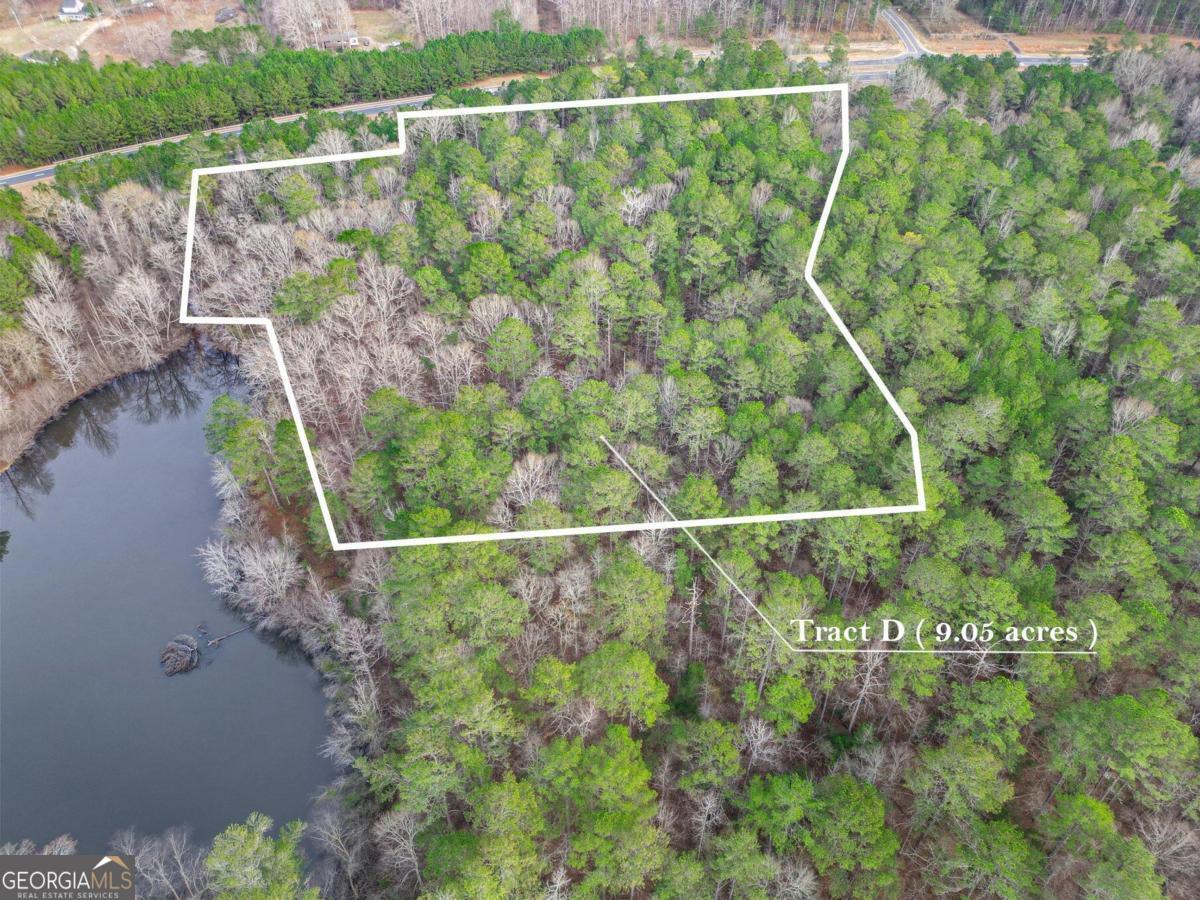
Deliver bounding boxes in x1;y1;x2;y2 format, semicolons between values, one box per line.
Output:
1;349;336;852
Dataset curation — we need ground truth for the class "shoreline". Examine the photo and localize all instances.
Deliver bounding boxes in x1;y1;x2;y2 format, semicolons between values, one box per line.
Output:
1;344;340;854
0;329;194;472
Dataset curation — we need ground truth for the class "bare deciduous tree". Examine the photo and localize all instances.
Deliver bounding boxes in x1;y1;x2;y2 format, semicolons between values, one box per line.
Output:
1111;396;1157;433
463;295;520;343
0;835;77;856
774;859;821;900
893;62;948;110
431;342;479;405
372;810;422;893
690;789;726;847
263;0;353;48
1136;814;1200;885
741;716;782;770
99;266;174;368
24;294;84;386
309;798;369;899
0;327;44;389
111;826;207;900
503;453;561;508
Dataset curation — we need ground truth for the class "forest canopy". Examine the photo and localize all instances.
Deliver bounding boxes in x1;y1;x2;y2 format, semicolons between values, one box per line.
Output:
0;19;604;166
4;23;1200;900
179;35;1200;897
189;64;920;547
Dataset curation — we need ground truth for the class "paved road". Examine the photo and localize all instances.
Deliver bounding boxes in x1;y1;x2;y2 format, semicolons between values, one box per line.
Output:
0;15;1091;189
878;7;1088;67
0;92;438;188
880;7;930;57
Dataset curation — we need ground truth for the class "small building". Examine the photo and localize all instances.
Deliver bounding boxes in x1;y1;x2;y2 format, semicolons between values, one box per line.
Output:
215;6;239;24
58;0;90;22
318;31;359;51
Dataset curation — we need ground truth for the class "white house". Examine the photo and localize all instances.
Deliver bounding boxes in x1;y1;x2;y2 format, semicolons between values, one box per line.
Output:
58;0;90;22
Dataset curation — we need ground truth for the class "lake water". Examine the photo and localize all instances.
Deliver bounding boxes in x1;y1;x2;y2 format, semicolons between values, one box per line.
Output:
0;349;335;852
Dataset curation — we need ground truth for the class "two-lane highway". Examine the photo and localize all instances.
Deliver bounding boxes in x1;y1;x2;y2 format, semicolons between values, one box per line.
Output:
0;11;1092;190
0;92;440;188
879;7;1087;67
880;7;930;57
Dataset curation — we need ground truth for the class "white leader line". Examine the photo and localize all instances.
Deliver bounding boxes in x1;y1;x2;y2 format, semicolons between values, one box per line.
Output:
181;83;929;551
601;435;1093;655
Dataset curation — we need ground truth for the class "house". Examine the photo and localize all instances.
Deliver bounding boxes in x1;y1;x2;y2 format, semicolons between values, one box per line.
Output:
58;0;90;22
318;31;359;51
215;6;239;24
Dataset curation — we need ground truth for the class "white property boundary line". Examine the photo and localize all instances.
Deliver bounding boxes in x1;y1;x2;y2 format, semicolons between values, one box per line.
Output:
180;83;928;552
178;84;1096;657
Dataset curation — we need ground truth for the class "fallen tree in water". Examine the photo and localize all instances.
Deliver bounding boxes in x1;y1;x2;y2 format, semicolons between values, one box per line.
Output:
160;634;199;675
207;625;250;647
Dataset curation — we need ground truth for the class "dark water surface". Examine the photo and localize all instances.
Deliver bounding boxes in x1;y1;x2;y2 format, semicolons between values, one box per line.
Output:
1;350;334;851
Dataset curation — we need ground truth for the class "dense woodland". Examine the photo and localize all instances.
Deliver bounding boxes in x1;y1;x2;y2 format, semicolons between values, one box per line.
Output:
9;0;1200;170
540;0;887;42
188;35;1200;898
945;0;1200;36
2;21;1200;900
187;66;914;548
0;19;603;167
